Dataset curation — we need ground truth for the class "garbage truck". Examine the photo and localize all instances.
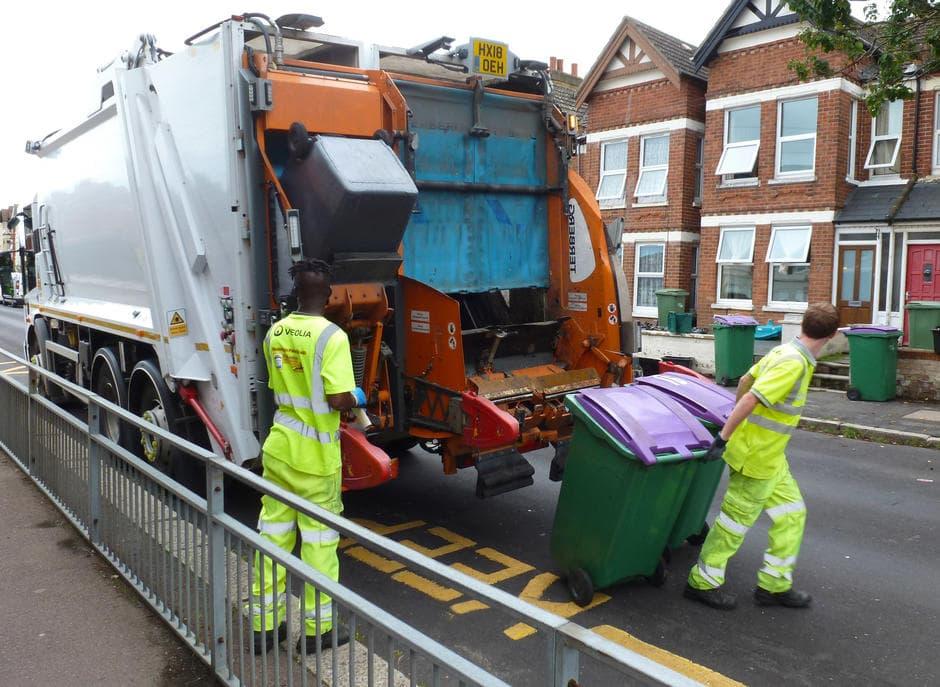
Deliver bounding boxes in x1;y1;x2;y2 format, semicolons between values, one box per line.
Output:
1;204;34;307
23;14;632;496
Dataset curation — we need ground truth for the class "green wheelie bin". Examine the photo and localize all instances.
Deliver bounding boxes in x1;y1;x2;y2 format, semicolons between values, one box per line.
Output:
845;325;902;401
905;301;940;350
636;372;736;548
713;315;757;386
655;288;688;328
551;385;712;606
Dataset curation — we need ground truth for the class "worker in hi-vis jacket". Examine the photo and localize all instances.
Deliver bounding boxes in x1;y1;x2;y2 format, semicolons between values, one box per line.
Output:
684;303;839;610
251;257;367;654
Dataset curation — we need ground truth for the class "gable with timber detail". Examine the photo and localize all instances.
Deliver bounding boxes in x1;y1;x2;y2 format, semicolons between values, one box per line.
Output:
694;0;800;69
603;37;656;80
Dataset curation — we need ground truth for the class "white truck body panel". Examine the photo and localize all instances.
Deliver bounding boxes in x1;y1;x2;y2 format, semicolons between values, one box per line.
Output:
28;23;264;464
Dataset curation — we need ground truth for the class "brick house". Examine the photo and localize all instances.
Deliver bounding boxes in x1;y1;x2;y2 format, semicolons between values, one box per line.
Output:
691;0;940;336
575;17;708;321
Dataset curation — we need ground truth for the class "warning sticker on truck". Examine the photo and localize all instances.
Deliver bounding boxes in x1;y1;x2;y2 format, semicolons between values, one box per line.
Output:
168;309;188;337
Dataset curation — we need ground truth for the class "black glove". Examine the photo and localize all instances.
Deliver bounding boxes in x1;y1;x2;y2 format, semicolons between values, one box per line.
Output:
703;435;727;462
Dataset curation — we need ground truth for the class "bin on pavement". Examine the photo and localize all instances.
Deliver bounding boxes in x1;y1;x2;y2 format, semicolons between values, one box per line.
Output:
636;373;735;548
713;315;758;386
667;311;693;334
655;288;688;328
551;385;712;606
904;301;940;350
844;325;902;401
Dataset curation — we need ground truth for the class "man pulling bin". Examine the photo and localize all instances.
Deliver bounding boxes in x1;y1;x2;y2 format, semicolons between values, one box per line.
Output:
251;258;367;653
684;303;839;610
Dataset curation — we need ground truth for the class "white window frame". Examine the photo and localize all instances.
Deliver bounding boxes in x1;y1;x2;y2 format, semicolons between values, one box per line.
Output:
775;97;817;179
633;241;666;317
596;139;628;203
864;100;902;175
716;106;760;181
634;134;669;203
765;226;813;309
693;136;704;205
933;92;940;175
848;99;858;180
716;226;756;307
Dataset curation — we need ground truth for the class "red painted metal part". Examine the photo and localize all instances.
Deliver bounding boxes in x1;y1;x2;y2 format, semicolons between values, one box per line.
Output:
657;360;710;382
178;384;233;459
340;425;398;491
460;392;520;450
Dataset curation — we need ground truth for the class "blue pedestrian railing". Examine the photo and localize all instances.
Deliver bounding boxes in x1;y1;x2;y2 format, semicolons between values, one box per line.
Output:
0;345;701;686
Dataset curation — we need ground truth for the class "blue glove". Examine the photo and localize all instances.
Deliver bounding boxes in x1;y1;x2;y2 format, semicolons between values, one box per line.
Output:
352;387;368;407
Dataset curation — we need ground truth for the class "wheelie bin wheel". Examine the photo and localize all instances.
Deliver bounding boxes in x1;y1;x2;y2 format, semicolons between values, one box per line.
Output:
648;557;668;588
661;547;672;564
687;522;710;547
846;387;862;401
567;568;594;607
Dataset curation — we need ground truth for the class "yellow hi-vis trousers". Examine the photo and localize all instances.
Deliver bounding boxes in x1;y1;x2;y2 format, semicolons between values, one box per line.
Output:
250;454;343;635
688;463;806;593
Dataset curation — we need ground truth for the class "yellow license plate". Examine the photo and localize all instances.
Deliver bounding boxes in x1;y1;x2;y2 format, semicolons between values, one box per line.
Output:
472;38;509;78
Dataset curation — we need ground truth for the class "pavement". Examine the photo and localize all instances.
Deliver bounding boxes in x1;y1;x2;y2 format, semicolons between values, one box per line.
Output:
802;388;940;449
0;453;212;686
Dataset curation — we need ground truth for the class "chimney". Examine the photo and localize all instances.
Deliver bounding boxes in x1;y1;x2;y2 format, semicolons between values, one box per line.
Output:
550;56;557;70
557;58;564;72
572;63;578;77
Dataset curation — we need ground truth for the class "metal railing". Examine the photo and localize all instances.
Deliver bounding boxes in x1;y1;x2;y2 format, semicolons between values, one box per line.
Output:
0;345;701;686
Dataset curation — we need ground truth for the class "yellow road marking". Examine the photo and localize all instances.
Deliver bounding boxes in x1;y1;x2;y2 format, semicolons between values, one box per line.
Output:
592;625;746;687
450;600;489;615
451;547;534;585
0;360;20;366
3;365;25;373
340;518;424;550
504;622;536;640
392;570;462;602
400;526;475;558
6;371;27;375
344;546;405;574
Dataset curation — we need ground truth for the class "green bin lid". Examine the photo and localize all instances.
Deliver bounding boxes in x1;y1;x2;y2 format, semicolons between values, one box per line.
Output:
655;288;689;296
905;301;940;310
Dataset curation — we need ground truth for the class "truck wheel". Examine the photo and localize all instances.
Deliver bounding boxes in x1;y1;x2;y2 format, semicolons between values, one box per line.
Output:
92;347;130;449
128;359;181;476
567;568;594;607
29;319;66;402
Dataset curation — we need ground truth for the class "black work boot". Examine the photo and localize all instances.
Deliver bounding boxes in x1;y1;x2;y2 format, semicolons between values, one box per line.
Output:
253;622;288;653
754;587;812;608
683;583;737;610
296;625;351;655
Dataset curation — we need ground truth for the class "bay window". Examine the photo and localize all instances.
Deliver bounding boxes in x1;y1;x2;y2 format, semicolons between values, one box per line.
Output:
864;100;903;176
635;134;669;203
766;226;812;307
596;140;627;201
775;97;817;177
717;227;755;303
635;242;665;314
716;105;760;181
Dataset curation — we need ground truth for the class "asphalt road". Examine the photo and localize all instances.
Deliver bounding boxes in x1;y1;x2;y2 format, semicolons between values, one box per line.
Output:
0;304;25;360
3;304;937;685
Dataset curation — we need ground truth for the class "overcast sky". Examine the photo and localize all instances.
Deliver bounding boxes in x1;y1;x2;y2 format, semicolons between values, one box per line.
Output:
0;0;882;203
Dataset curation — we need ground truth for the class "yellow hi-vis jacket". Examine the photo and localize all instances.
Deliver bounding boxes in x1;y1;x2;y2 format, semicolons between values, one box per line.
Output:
725;339;816;479
262;313;355;475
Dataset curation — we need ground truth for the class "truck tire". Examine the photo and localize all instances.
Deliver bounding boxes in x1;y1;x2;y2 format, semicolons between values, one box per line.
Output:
29;319;67;402
92;347;130;449
128;358;205;494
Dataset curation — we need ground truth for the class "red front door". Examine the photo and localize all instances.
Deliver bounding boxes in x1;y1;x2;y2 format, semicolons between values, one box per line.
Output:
904;244;940;340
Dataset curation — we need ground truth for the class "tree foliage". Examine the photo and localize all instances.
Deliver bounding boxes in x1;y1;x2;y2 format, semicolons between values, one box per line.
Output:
788;0;940;113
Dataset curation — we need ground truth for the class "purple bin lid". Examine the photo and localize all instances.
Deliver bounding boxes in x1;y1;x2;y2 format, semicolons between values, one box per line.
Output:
845;324;901;335
635;372;736;426
578;385;714;465
713;315;758;326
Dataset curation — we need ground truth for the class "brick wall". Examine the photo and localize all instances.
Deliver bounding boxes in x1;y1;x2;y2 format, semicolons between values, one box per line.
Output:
696;222;834;324
586;76;705;131
622;238;699;323
897;349;940;401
